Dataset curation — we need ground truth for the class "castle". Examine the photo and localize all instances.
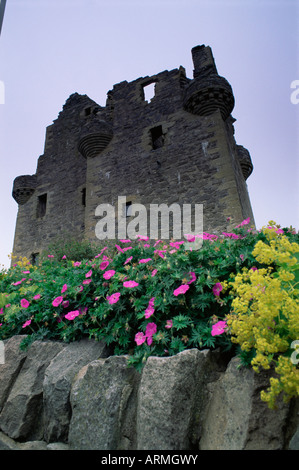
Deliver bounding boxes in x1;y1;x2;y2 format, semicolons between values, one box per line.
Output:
11;45;254;263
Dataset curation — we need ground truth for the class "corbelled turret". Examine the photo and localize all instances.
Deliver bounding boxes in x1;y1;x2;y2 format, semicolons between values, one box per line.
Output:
12;174;37;205
78;113;113;159
183;45;235;120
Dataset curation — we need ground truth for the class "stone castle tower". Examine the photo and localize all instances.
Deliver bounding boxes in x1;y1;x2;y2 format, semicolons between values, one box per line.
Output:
12;45;254;263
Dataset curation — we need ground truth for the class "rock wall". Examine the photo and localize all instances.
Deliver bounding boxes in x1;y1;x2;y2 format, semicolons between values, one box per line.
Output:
0;335;298;450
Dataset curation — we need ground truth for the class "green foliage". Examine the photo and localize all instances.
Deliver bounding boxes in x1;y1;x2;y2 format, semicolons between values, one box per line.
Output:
0;221;298;374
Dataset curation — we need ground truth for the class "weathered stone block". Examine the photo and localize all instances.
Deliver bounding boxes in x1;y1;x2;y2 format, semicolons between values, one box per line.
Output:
136;348;218;450
68;355;140;450
199;356;294;450
43;338;110;443
0;340;64;440
0;335;27;412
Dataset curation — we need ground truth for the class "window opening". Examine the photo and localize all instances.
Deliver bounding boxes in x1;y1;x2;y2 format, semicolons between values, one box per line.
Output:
81;188;86;207
37;194;47;218
150;125;164;149
125;201;133;217
31;253;39;266
142;82;156;102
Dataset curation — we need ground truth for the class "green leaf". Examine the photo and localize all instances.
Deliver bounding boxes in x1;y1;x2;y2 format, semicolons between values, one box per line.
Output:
172;314;191;330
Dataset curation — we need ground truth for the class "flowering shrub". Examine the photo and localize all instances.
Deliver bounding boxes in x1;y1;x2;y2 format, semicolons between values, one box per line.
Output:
226;222;299;408
0;220;298;409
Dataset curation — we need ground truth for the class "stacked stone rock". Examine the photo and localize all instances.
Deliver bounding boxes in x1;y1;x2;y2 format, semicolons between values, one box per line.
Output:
0;336;298;450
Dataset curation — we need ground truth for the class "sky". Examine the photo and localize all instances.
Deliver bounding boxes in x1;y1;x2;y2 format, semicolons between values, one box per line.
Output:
0;0;298;269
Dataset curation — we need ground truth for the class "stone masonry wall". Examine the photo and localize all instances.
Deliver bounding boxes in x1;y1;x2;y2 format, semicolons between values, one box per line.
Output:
0;336;298;451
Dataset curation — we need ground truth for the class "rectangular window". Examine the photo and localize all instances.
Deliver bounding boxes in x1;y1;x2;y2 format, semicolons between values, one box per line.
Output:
125;201;133;217
81;188;86;207
37;193;47;218
150;125;164;149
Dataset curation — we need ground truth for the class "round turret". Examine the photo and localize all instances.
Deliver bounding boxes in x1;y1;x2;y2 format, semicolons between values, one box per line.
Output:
78;116;113;159
12;175;37;205
236;145;253;180
183;74;235;120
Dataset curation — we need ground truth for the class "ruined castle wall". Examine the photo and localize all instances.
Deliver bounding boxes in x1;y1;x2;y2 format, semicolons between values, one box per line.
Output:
11;46;255;261
12;95;97;261
85;69;253;243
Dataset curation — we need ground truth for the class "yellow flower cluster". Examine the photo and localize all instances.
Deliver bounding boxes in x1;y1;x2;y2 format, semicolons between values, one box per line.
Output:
226;223;299;409
9;254;33;269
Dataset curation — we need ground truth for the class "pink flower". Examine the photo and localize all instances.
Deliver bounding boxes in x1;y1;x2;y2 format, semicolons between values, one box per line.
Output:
165;319;173;329
120;239;131;243
212;283;223;296
85;270;92;278
95;247;108;258
240;254;244;262
184;234;195;242
235;217;250;228
22;270;30;274
124;256;133;265
107;292;121;304
20;298;30;309
154;240;162;247
123;246;133;251
211;320;227;336
22;319;31;328
48;255;54;258
173;284;189;296
52;296;63;307
13;280;23;286
151;269;157;277
99;260;110;270
0;308;3;315
137;235;149;241
144;298;155;319
83;279;91;284
73;261;81;267
135;332;146;346
187;272;196;284
123;280;139;288
154;249;167;258
146;322;157;336
62;300;69;308
33;294;41;300
145;306;155;319
139;258;152;264
62;255;67;259
276;228;284;234
145;322;157;345
61;284;68;293
222;232;240;239
115;244;124;253
65;310;80;320
103;270;115;280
